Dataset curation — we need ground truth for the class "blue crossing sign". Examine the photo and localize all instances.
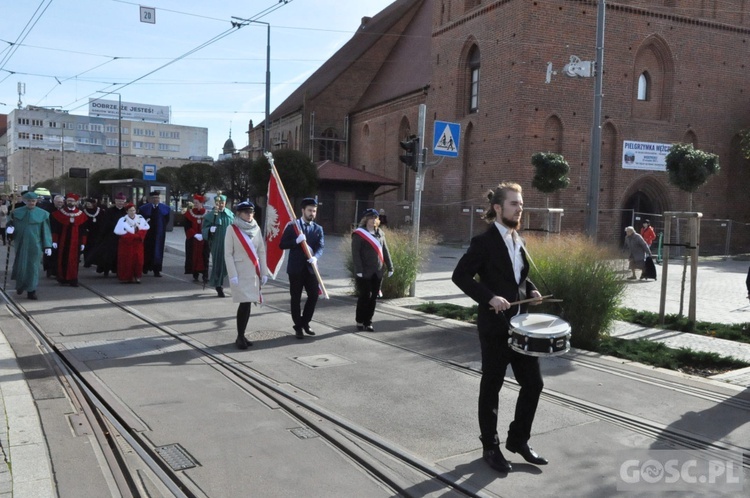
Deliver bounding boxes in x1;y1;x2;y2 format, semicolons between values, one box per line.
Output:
433;121;460;158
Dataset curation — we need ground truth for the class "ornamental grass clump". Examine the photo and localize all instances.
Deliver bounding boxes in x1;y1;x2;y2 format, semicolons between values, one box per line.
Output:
343;228;438;299
524;233;625;350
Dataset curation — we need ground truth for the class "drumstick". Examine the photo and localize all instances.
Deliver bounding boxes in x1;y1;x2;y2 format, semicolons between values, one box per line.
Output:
488;294;559;310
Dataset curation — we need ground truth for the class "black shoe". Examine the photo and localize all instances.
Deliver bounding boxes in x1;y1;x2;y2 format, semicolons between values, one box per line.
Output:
303;326;316;336
16;289;23;295
482;448;512;473
193;272;199;281
356;323;364;331
27;291;38;300
216;286;225;298
154;271;162;277
364;324;374;332
293;326;304;339
505;441;548;465
235;336;251;350
71;281;79;287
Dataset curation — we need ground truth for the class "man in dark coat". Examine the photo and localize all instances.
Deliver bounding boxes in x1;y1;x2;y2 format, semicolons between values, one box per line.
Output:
279;197;324;339
96;193;128;277
82;197;104;268
138;191;170;277
452;181;546;474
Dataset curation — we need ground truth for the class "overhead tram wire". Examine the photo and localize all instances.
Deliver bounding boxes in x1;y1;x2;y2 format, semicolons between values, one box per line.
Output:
0;0;55;73
35;58;121;106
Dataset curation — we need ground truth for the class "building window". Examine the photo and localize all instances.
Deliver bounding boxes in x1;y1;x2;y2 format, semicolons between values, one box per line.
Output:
317;128;341;162
133;141;143;149
121;141;130;147
18;132;29;140
48;121;57;128
31;119;43;127
637;72;649;101
17;118;29;125
468;46;480;113
106;138;119;147
121;127;129;135
32;133;43;141
90;123;103;132
159;130;179;139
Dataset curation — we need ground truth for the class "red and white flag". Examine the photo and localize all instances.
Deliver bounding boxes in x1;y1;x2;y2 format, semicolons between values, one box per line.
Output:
265;171;293;279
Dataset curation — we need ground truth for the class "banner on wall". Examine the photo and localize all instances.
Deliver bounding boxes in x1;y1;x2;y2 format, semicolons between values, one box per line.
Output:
622;140;672;171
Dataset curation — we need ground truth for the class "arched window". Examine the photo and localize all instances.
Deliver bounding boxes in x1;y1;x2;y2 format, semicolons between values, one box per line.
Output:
317;128;341;162
637;72;649;101
468;46;480;113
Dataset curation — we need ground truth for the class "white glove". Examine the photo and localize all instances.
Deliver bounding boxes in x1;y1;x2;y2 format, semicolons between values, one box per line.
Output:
356;273;363;278
230;276;239;285
80;245;85;251
210;226;217;233
388;271;394;278
194;233;203;241
307;256;317;265
44;248;52;256
5;226;13;235
52;242;58;249
126;226;135;234
261;276;268;285
296;233;306;244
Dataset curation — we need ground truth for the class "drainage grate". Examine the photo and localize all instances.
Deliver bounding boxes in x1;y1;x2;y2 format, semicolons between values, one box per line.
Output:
154;443;198;470
289;427;319;440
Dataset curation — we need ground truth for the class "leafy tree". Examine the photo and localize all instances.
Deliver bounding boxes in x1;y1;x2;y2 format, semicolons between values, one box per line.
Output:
215;157;254;203
665;143;720;210
531;152;570;204
178;162;218;196
252;149;319;203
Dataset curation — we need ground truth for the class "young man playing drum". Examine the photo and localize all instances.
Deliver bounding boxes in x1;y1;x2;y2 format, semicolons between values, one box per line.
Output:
452;181;547;473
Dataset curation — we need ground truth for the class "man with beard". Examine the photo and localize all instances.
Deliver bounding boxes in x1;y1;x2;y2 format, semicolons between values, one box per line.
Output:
202;193;233;297
138;191;171;277
96;192;128;277
452;182;546;474
183;194;209;283
51;193;88;287
82;197;104;268
279;197;324;339
6;192;52;299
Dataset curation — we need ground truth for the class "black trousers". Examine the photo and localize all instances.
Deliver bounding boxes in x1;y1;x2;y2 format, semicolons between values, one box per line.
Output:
288;270;319;328
477;320;544;449
355;274;382;325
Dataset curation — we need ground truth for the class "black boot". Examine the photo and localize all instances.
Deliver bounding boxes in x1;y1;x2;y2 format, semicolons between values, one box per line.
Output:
216;286;225;298
27;291;38;300
235;336;251;349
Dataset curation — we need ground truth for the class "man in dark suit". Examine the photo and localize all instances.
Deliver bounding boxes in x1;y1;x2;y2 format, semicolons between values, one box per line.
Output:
452;181;547;474
280;197;324;339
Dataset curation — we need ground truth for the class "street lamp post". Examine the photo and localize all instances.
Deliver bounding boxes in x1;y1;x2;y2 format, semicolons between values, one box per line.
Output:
96;91;122;169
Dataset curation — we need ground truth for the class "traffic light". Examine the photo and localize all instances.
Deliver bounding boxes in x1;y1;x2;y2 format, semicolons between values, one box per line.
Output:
399;135;419;172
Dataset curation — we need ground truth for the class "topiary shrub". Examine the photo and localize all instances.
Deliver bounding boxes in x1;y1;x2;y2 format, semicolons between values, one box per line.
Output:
524;233;625;350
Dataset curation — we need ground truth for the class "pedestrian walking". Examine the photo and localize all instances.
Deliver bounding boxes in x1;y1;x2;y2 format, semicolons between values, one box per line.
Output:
50;193;87;287
640;219;656;247
624;226;652;280
452;181;546;474
82;197;104;268
202;193;234;297
279;197;324;339
6;192;53;300
183;194;209;283
224;201;268;349
113;203;149;283
138;191;170;277
96;193;128;277
351;208;393;331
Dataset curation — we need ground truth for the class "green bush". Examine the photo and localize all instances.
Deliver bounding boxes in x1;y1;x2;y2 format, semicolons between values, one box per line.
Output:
342;228;438;298
525;234;626;350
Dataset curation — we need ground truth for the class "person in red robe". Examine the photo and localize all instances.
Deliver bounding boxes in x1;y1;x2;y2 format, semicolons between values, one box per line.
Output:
183;194;209;283
113;203;150;283
51;193;88;287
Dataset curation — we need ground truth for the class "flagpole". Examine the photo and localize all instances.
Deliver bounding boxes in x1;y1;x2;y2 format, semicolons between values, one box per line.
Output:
265;153;329;299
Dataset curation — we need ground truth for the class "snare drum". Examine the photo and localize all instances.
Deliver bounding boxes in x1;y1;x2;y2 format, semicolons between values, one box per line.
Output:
508;313;571;357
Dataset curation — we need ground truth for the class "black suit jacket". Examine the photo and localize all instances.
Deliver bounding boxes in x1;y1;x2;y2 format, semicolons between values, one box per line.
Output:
452;225;538;332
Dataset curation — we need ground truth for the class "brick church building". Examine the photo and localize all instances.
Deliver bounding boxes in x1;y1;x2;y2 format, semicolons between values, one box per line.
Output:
251;0;750;248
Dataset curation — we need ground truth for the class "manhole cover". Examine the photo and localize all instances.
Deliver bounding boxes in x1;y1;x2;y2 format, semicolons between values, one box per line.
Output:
155;443;198;471
289;427;319;439
292;353;354;369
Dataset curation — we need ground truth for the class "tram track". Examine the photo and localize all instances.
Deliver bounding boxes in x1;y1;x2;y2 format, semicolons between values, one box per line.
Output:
4;274;748;497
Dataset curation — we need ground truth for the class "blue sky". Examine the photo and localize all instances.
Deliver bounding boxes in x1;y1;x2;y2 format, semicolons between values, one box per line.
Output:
0;0;395;159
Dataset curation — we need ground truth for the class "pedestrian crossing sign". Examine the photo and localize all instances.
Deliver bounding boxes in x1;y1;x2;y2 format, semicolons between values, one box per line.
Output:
433;121;460;157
